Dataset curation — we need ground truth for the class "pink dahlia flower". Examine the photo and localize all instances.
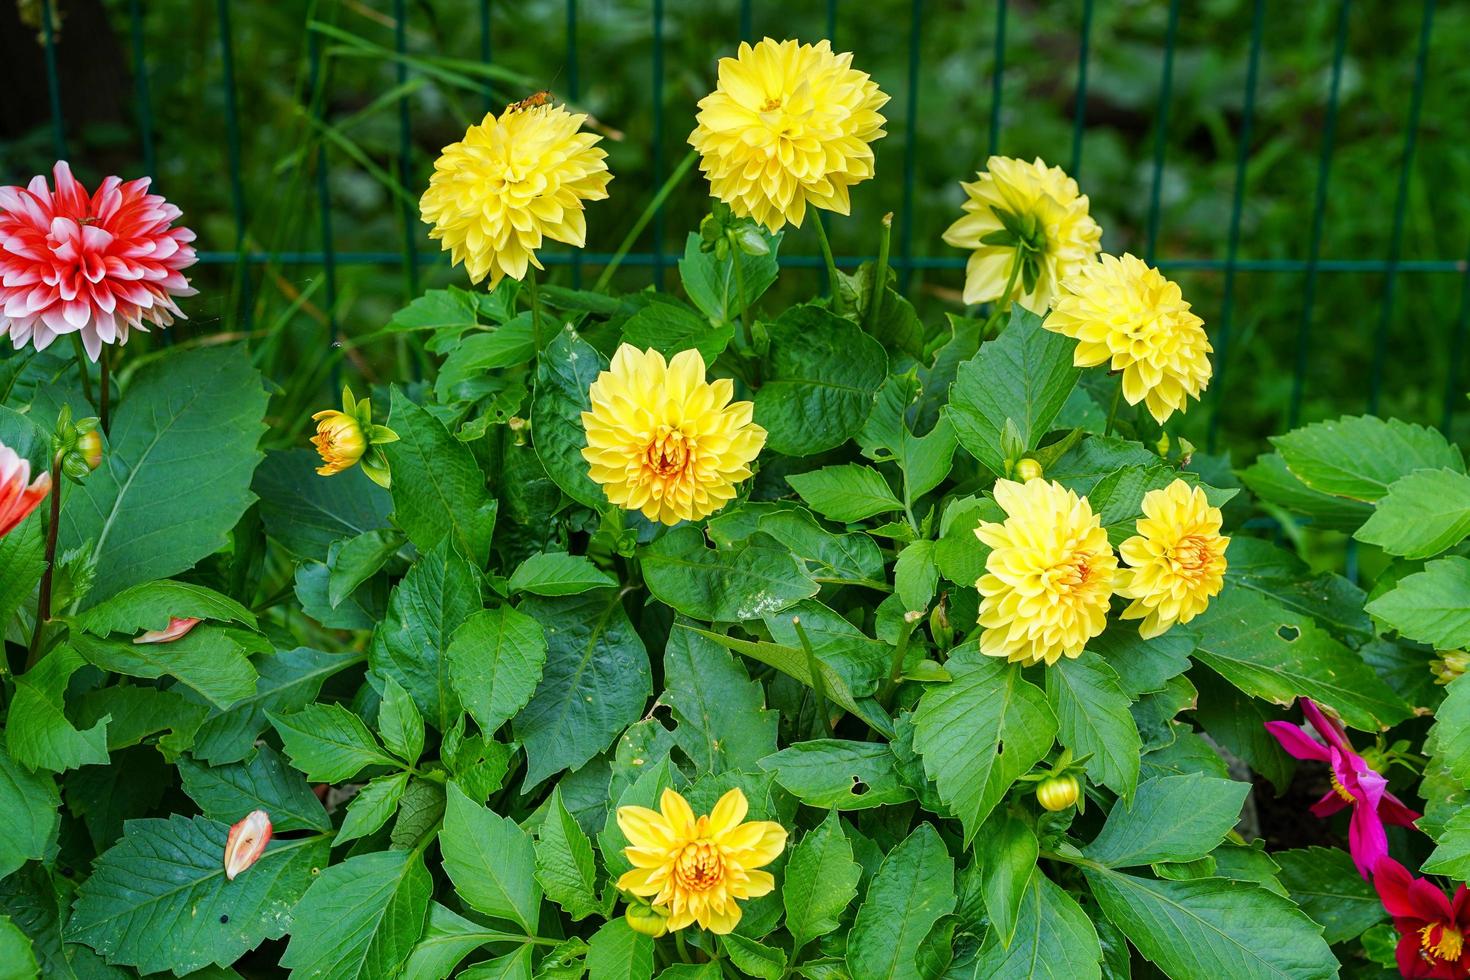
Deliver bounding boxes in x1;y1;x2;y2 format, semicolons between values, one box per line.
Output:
1265;697;1420;878
0;441;51;539
0;161;197;360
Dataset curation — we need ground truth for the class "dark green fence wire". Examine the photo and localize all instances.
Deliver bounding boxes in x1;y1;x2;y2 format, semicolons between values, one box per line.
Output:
21;1;1470;441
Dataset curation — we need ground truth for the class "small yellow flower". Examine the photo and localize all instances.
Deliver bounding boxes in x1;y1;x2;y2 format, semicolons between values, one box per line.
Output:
420;102;611;288
1047;253;1213;425
310;387;397;488
1116;480;1229;638
689;37;889;232
942;156;1102;310
617;787;787;935
975;478;1117;666
581;345;766;525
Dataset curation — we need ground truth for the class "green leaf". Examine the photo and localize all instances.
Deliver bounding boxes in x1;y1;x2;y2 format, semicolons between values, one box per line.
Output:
846;825;955;980
177;746;331;833
254;449;392;560
6;645;108;773
435;321;536;397
641;526;816;621
1274;846;1385;944
663;625;777;774
620;296;732;365
0;517;45;638
753;304;887;456
585;918;653;980
911;647;1056;844
1429;673;1470;788
893;541;938;612
758;740;914;810
514;591;652;790
0;915;37;980
945;306;1080;475
934;495;1002;587
401;902;534;980
67;814;328;976
70;627;261;710
678;230;780;325
1046;653;1141;799
1085;774;1249;867
279;849;432;980
755;508;884;585
0;744;59;878
1192;670;1297;793
972;873;1101;980
1272;415;1463;502
535;787;603;921
441;782;542;932
1194;588;1412;730
598;758;677;882
1085;626;1194;699
978;810;1039;949
336;771;411;845
1084;869;1338;980
462;946;533;979
786;465;903;523
387;287;479;332
1239;452;1372;531
370;540;483;732
1424;808;1470;878
1367;556;1470;650
72;579;257;637
59;345;267;606
531;330;608;511
1356;468;1470;559
268;702;399;782
448;606;548;737
508;552;616;597
327;529;404;608
384;388;497;566
783;809;861;954
378;675;425;765
721;934;784;979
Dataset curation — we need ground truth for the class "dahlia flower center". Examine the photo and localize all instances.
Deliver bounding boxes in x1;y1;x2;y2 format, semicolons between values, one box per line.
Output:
1328;769;1356;804
1169;535;1214;577
760;96;783;113
1048;551;1095;592
643;426;693;479
672;841;726;893
1421;922;1464;963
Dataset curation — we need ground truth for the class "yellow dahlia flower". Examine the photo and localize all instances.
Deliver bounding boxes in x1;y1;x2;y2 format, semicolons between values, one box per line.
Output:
1116;479;1229;639
942;156;1102;310
581;345;766;525
975;478;1118;666
616;787;787;935
310;386;397;488
419;102;611;287
1046;253;1213;425
689;37;889;232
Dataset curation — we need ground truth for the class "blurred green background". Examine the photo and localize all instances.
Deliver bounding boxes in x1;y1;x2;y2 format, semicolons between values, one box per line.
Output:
3;0;1468;460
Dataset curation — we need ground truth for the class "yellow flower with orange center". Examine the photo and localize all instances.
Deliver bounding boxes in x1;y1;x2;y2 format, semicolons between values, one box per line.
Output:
1116;479;1228;638
616;788;786;935
1046;253;1213;425
581;345;766;525
689;37;889;232
420;101;611;287
942;156;1102;310
975;478;1118;666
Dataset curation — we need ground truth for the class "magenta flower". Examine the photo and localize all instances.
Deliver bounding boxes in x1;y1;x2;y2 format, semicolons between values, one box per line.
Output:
1265;698;1420;878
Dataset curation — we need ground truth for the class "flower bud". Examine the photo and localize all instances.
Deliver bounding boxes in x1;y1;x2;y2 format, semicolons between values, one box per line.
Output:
1036;774;1080;812
76;429;104;471
133;616;202;645
1015;458;1043;482
1432;650;1470;686
310;410;367;476
624;902;669;938
224;810;272;880
929;600;953;650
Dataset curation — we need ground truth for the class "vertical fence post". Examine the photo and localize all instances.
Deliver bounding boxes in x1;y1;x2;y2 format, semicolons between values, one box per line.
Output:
651;0;666;289
1367;0;1435;415
394;0;419;300
1143;0;1181;265
739;0;753;42
481;0;495;114
1288;0;1352;428
308;31;340;392
897;0;923;291
129;0;155;178
566;0;582;287
1443;240;1470;432
1205;0;1265;453
988;0;1007;156
40;0;66;159
826;0;838;41
1069;0;1094;178
217;0;252;330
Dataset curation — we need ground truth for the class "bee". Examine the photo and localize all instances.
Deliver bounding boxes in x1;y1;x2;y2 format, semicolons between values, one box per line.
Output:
507;90;553;112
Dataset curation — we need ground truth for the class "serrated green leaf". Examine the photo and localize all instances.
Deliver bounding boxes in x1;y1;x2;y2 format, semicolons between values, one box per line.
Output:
0;915;37;980
0;517;44;638
758;740;914;810
336;771;411;845
279;849;431;980
678;230;780;326
531;330;608;511
721;934;784;979
585;918;652;980
70;628;261;710
663;625;776;774
1274;846;1384;944
641;525;816;622
1239;452;1372;531
1085;774;1248;868
912;647;1056;844
620;296;732;364
327;529;404;608
783;809;861;954
508;552;616;597
449;605;548;737
440;782;542;931
1367;556;1470;650
268;703;398;782
978;810;1039;949
1272;415;1463;502
177;746;331;833
893;541;938;612
71;579;257;637
378;675;425;766
1046;653;1141;799
254;449;392;561
66;814;328;975
972;873;1101;979
786;465;903;523
535;787;603;921
755;508;884;585
401;902;532;980
846;825;955;980
5;645;108;774
0;744;59;879
1356;467;1470;559
1429;673;1470;789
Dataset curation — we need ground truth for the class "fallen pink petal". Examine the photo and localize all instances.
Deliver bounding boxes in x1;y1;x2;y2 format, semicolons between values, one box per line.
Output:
132;616;202;644
223;810;272;881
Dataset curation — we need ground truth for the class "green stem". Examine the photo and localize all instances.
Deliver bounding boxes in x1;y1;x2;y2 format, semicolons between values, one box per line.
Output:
594;149;698;292
729;239;752;349
674;930;693;964
526;267;545;351
1039;848;1108;872
1104;376;1123;436
792;616;833;736
987;249;1026;330
25;455;64;672
70;335;94;407
866;213;893;332
811;210;841;300
99;346;111;435
879;611;919;706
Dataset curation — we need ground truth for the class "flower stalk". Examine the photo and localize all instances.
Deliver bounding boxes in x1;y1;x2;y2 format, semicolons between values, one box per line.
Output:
792;616;832;736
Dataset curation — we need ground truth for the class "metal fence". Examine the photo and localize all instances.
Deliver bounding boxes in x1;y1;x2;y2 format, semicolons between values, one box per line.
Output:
17;0;1470;452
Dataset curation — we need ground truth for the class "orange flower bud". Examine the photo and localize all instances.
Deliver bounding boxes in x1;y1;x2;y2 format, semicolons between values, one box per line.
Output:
1036;774;1081;812
133;616;201;645
224;810;272;880
310;410;368;476
76;429;104;471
